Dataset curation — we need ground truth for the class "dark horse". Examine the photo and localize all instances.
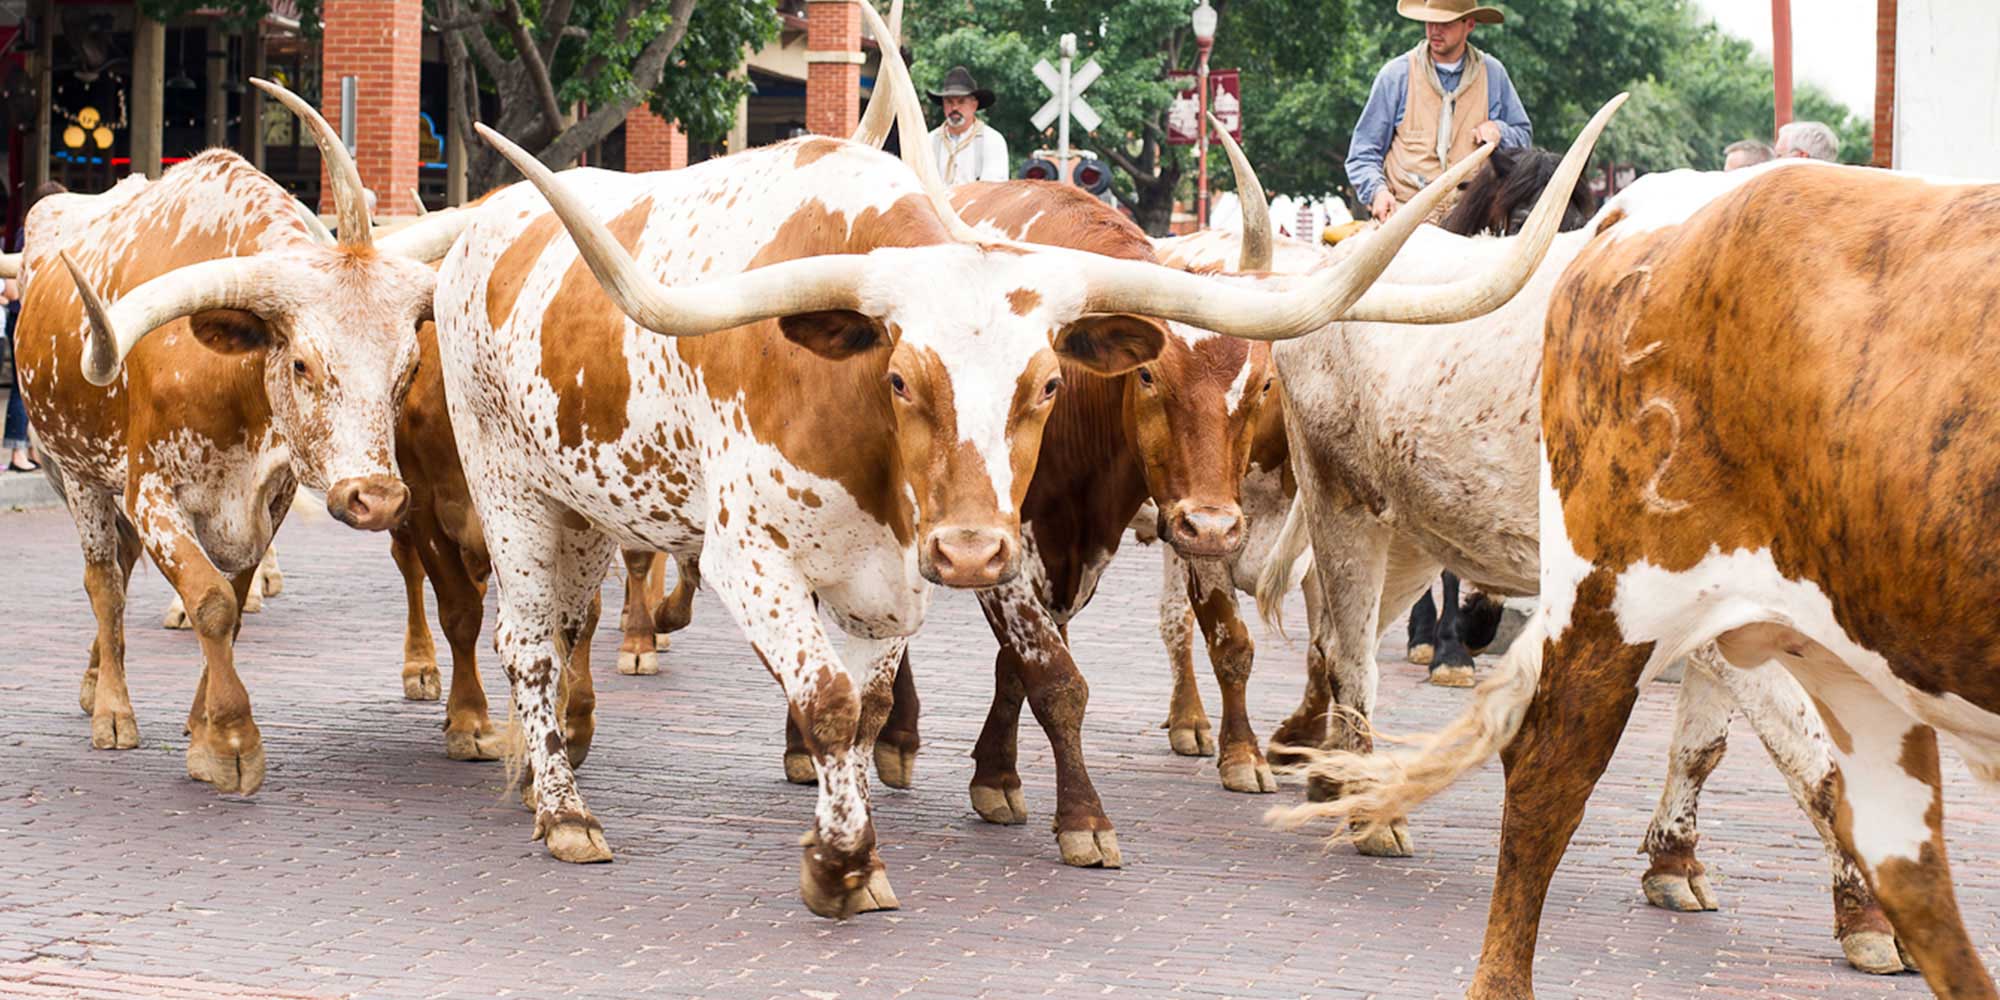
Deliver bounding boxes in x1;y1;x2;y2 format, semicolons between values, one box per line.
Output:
1405;146;1599;685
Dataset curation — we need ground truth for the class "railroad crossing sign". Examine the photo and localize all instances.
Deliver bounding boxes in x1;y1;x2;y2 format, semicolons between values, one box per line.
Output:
1032;34;1102;158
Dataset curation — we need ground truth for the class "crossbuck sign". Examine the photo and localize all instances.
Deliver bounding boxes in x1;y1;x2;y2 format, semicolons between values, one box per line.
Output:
1031;34;1101;162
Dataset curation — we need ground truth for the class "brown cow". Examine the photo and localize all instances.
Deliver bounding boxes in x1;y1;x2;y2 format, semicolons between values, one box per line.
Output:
14;80;467;793
1284;161;2000;997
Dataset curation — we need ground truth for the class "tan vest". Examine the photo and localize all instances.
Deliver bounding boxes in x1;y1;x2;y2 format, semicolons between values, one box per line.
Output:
1382;47;1489;205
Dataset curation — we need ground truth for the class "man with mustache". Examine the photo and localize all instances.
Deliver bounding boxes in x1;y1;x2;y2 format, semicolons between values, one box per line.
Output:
927;65;1011;184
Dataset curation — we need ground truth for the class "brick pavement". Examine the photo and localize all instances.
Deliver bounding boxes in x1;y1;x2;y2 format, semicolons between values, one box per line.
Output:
1;508;1994;999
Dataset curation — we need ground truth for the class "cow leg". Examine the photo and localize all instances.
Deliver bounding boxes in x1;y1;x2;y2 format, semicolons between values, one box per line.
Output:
1268;568;1332;767
615;549;661;675
254;543;284;598
556;583;604;771
130;486;266;793
872;649;919;789
486;508;616;863
1797;676;1991;995
392;529;443;701
427;536;502;762
1405;586;1438;666
652;554;700;643
73;488;141;749
967;639;1029;824
708;550;900;917
975;581;1119;868
1158;546;1214;756
1703;653;1904;974
1470;586;1650;1000
1427;572;1476;687
1640;651;1731;914
1188;558;1273;793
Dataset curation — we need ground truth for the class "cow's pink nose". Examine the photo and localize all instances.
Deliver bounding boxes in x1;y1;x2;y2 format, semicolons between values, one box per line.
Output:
327;475;410;532
1167;503;1244;558
925;528;1016;588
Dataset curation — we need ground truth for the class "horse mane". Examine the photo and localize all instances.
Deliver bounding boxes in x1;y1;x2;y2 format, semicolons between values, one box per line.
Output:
1438;146;1599;237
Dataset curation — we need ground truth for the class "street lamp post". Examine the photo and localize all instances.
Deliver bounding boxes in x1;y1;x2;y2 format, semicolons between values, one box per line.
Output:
1191;1;1217;229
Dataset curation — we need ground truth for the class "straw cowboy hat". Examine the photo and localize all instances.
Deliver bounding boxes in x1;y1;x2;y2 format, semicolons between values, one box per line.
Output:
1397;0;1505;24
928;66;996;110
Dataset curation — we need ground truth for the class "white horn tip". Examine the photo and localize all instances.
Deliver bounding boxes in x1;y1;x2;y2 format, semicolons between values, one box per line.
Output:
60;252;119;386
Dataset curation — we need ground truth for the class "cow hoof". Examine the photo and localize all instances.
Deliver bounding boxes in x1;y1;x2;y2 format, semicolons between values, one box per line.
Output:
1354;820;1414;857
260;570;285;598
242;590;264;615
616;650;659;676
969;783;1028;825
565;738;591;771
873;742;916;790
1406;643;1434;666
537;811;614;863
653;633;672;649
186;741;266;795
783;751;818;785
162;602;192;630
1897;939;1919;972
1168;724;1216;757
1220;760;1277;794
1840;930;1907;975
1056;828;1123;868
798;864;894;919
445;726;505;762
91;711;140;750
79;667;99;714
402;666;442;702
1642;871;1719;912
1429;664;1476;688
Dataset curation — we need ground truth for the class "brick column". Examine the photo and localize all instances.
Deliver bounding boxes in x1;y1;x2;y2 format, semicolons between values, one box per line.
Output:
624;107;688;171
1873;0;1897;168
319;0;422;218
805;0;862;137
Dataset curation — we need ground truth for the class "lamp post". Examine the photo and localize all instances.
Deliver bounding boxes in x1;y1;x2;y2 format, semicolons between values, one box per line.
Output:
1191;0;1216;229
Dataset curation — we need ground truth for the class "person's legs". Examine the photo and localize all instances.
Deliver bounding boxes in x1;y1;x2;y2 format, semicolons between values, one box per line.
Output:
5;333;36;468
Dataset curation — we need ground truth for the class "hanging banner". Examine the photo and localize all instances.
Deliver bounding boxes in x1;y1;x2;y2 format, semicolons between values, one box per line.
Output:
1166;69;1241;145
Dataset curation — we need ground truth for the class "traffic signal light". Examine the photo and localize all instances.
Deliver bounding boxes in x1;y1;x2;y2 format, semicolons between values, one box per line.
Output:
1071;156;1111;195
1018;157;1061;182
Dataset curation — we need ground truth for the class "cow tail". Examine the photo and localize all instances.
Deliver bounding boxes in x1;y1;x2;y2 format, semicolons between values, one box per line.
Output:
1253;491;1312;634
1265;612;1547;846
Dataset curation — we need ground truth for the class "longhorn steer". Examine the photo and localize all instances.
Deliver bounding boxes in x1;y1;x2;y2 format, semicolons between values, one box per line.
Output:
436;14;1506;913
1279;161;2000;995
14;80;466;794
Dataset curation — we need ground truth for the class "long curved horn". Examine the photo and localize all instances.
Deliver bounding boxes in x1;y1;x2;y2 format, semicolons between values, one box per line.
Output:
1340;92;1627;324
62;250;284;385
251;77;373;250
377;206;474;263
1207;112;1269;272
0;253;20;279
856;0;985;244
410;189;429;216
850;0;903;147
293;198;336;245
477;123;873;336
1069;139;1496;341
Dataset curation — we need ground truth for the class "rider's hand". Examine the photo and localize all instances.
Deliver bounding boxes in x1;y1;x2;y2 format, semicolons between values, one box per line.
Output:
1369;188;1396;223
1475;120;1503;146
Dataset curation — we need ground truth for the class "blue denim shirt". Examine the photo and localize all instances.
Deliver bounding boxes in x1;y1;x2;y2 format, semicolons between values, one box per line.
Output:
1345;50;1534;207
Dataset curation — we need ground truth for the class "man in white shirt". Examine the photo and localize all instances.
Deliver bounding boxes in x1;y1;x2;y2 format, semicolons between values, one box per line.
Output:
927;66;1010;184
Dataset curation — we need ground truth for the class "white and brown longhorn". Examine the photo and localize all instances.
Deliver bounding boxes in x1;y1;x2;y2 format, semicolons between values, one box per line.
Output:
14;77;471;795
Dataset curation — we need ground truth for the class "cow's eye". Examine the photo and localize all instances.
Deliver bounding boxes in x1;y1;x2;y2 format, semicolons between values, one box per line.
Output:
292;359;309;378
888;371;911;400
1137;367;1155;387
1041;376;1062;401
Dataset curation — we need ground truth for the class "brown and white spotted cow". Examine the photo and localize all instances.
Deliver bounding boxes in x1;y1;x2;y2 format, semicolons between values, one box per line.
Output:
1285;160;2000;997
13;79;468;794
436;19;1506;915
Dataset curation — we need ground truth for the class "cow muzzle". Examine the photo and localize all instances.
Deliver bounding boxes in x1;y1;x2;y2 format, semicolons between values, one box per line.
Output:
1163;502;1245;559
326;474;411;532
922;526;1019;589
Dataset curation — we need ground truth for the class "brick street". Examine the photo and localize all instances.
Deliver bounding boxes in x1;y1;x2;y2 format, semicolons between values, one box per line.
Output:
2;508;1994;999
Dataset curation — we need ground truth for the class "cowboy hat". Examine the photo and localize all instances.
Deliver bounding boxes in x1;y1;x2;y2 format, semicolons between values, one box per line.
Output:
929;66;996;110
1397;0;1505;25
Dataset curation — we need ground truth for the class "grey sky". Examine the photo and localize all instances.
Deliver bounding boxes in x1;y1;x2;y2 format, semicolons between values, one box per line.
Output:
1691;0;1876;117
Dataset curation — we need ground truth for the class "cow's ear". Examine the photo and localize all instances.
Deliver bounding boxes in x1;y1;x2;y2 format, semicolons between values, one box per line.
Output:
189;309;277;355
779;310;888;360
1054;314;1165;375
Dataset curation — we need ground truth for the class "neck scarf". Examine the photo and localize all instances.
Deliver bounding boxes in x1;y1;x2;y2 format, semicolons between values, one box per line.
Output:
940;123;985;183
1413;42;1485;168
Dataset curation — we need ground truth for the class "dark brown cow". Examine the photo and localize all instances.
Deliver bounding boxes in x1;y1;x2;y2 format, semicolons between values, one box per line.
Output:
1287;161;2000;997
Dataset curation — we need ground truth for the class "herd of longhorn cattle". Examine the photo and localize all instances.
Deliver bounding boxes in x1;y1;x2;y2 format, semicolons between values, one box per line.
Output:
9;3;1997;993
